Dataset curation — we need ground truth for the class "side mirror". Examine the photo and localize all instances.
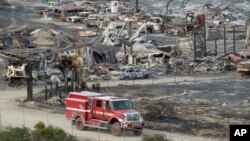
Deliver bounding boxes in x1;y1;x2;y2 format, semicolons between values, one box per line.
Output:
105;101;111;110
132;101;135;109
107;105;111;110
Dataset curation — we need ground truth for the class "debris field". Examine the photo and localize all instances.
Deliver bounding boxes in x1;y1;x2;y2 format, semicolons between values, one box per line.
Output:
1;0;250;140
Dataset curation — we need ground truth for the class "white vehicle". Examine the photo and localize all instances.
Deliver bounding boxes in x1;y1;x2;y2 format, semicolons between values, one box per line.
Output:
119;66;136;80
47;1;59;9
77;12;93;18
84;14;100;28
66;16;84;23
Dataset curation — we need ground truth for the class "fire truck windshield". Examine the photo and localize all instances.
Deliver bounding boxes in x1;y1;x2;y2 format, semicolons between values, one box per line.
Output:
112;100;132;110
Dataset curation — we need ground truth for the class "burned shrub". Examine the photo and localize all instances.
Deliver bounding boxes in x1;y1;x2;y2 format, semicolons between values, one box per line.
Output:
144;100;176;120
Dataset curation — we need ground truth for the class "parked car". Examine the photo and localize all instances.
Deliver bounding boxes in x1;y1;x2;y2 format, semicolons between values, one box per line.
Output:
34;6;50;15
47;1;59;10
66;16;85;23
77;12;93;18
110;66;151;80
84;14;100;28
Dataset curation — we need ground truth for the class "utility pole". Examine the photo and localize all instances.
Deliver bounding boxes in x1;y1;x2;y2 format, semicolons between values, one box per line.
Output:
128;21;133;55
247;19;250;48
233;26;236;53
224;24;227;54
123;43;126;55
193;30;197;60
204;19;207;57
215;40;217;56
135;0;139;12
128;21;132;38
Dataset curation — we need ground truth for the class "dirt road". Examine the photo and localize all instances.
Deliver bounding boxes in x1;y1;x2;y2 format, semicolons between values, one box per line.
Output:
0;86;218;141
0;109;217;141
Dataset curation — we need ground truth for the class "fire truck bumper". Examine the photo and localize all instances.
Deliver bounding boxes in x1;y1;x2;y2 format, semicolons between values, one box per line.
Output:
122;122;145;128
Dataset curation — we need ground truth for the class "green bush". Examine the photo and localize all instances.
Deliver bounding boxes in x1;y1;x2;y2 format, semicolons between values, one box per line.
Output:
95;82;101;88
0;127;31;141
34;121;46;130
142;134;171;141
33;123;78;141
81;80;88;89
0;122;78;141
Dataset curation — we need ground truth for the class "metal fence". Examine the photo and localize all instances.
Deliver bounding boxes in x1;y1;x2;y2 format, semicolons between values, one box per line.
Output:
35;71;245;102
0;69;244;91
87;71;242;88
0;71;248;141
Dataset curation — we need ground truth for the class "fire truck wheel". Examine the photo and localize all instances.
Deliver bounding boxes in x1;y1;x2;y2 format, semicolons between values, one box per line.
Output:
133;128;143;136
71;120;76;125
75;117;87;130
111;122;122;136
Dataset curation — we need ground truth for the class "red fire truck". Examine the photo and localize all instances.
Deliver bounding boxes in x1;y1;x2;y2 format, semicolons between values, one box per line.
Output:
65;91;145;136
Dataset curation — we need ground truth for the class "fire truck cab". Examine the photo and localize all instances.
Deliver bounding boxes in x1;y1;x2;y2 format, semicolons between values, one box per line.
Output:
66;91;145;136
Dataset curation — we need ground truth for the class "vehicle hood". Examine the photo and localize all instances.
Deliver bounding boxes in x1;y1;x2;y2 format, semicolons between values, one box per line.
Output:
109;71;122;75
112;109;139;116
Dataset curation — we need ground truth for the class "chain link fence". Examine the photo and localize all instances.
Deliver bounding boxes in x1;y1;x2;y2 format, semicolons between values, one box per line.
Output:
90;71;242;88
0;69;247;141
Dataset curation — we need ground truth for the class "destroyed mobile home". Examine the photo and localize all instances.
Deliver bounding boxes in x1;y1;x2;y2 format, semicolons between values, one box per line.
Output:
0;0;250;88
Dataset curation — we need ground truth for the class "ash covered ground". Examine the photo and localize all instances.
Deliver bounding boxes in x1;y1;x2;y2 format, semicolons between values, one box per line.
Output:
1;0;250;140
101;78;250;139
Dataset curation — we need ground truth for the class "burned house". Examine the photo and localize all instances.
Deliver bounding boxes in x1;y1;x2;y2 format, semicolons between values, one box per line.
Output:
116;41;170;68
53;2;86;21
1;31;30;49
163;13;205;37
85;44;118;67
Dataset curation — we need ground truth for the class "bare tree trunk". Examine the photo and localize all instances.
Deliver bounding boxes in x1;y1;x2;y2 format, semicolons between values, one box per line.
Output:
165;0;174;15
64;69;68;92
181;0;190;8
26;62;33;101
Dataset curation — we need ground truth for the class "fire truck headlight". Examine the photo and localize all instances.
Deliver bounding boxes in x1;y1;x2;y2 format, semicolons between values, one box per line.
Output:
118;117;126;123
139;115;144;122
123;116;127;122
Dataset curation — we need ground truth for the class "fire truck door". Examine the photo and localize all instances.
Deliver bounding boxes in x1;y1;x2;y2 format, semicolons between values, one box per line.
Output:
93;99;104;119
103;101;111;121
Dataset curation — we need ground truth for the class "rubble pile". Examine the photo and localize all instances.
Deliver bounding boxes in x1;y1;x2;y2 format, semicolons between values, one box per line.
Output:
0;0;10;6
46;96;63;106
0;0;250;87
31;28;57;47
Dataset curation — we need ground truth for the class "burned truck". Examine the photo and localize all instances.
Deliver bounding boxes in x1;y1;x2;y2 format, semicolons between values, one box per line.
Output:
5;62;27;87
